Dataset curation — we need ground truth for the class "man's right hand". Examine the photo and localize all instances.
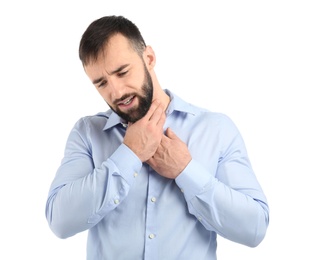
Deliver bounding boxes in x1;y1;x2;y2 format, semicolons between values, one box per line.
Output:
123;99;166;162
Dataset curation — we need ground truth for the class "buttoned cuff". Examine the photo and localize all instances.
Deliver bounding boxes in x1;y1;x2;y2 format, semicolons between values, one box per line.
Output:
175;159;214;201
109;143;143;185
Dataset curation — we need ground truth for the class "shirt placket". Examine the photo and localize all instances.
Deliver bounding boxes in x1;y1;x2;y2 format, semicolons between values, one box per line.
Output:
143;167;159;260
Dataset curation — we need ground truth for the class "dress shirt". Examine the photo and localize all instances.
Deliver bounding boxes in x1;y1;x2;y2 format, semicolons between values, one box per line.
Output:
46;89;269;260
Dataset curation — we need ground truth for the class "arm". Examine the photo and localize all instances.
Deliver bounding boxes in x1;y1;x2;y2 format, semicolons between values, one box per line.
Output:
46;100;165;239
148;115;269;247
176;158;269;247
45;118;142;239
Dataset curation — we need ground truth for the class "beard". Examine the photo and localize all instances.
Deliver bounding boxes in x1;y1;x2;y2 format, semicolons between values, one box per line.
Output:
109;65;153;123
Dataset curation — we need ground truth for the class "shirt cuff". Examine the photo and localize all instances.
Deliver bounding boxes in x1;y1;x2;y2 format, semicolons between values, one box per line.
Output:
109;143;143;185
175;159;214;201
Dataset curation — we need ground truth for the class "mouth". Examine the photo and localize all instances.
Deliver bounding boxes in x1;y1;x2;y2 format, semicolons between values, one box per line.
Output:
117;95;136;109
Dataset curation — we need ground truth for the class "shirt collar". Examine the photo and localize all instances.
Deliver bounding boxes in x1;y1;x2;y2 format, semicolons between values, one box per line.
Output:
164;89;197;116
103;89;196;131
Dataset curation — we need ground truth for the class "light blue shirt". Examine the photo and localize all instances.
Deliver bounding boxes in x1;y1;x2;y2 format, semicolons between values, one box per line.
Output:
46;89;269;260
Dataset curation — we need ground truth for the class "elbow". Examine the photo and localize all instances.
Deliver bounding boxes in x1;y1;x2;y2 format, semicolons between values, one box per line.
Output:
45;197;78;239
247;230;268;248
46;212;75;239
244;207;270;248
231;201;269;248
49;221;73;239
246;227;267;248
234;219;268;248
47;215;79;239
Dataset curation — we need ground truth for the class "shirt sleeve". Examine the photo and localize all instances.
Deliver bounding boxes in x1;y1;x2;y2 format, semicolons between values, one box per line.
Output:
45;118;142;239
175;114;269;248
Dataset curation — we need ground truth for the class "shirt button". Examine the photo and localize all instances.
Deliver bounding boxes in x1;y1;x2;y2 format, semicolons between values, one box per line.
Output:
133;172;138;177
149;234;155;239
114;199;120;204
151;197;156;202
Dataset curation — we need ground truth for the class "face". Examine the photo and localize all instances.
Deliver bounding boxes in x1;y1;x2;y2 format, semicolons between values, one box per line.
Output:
84;34;153;123
109;66;153;123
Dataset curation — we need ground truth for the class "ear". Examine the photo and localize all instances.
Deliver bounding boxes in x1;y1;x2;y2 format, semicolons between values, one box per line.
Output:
143;45;156;69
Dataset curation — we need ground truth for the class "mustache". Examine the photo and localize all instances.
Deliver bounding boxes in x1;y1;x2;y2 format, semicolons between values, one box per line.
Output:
113;93;137;105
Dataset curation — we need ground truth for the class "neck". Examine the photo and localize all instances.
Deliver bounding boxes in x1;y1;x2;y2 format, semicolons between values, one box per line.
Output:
150;71;170;112
153;87;170;113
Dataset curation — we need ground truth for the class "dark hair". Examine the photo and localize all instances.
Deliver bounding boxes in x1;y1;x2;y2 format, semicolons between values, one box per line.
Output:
79;15;146;65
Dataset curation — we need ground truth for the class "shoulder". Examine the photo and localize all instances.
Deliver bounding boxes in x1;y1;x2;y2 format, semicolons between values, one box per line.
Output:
189;103;235;126
169;90;234;125
73;110;112;130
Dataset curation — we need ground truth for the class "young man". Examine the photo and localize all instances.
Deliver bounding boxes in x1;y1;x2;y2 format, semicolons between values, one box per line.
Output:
46;15;269;259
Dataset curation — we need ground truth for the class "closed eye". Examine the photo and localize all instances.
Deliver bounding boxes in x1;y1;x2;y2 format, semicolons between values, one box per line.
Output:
97;80;107;88
117;70;128;77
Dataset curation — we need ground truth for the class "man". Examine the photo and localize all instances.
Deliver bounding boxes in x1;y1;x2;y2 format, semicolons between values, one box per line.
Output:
46;15;269;259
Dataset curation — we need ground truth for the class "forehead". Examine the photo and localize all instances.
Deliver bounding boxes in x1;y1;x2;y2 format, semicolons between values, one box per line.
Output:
84;34;141;78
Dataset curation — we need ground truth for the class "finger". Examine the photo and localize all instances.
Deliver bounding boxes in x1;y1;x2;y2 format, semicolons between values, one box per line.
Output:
156;109;166;128
148;101;164;124
143;99;161;121
165;127;177;139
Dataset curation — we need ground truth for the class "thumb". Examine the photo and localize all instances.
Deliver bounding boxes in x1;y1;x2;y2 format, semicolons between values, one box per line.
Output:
165;127;177;139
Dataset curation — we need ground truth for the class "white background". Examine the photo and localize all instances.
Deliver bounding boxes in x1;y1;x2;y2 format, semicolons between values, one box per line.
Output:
1;0;314;259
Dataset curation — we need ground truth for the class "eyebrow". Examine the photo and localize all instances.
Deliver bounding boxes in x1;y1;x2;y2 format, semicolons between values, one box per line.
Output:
92;64;130;85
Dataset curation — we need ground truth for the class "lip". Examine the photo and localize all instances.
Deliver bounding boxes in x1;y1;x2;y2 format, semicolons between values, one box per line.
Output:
117;95;136;109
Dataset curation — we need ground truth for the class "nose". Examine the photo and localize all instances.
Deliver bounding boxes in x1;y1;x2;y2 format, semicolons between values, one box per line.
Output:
108;77;125;100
